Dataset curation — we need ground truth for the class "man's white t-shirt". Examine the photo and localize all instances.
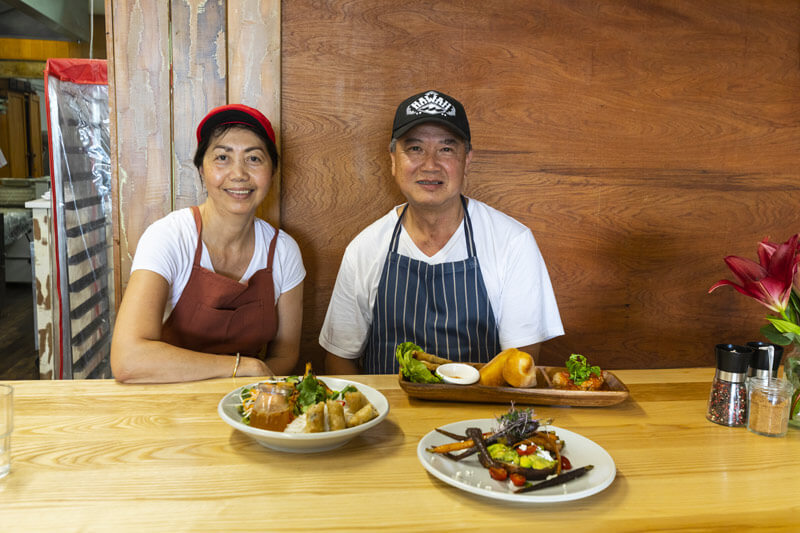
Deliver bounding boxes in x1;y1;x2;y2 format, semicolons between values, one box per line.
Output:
319;198;563;359
131;208;306;321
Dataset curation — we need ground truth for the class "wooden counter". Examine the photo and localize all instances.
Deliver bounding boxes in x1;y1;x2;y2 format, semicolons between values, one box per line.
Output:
1;369;798;531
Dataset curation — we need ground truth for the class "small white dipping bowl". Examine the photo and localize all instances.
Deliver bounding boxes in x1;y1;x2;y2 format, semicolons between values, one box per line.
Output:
436;363;480;385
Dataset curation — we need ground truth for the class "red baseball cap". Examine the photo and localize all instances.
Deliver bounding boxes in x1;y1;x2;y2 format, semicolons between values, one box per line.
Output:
196;104;276;145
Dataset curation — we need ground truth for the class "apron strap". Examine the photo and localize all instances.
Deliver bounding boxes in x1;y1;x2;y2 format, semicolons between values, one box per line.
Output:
389;204;408;253
266;227;279;271
189;205;204;266
390;196;477;257
461;196;477;257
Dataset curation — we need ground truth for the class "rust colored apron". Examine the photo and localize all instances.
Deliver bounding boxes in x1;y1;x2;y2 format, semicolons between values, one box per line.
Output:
161;206;279;356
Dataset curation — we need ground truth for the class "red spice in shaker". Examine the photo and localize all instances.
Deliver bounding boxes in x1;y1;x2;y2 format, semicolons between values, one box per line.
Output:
706;344;752;427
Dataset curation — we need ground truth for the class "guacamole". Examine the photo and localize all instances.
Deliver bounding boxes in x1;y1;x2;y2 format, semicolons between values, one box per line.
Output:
487;443;556;470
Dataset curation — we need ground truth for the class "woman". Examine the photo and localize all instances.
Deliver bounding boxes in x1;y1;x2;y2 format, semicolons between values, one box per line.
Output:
111;104;305;383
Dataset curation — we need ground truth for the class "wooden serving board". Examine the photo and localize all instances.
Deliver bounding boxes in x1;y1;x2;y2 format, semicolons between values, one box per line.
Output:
398;366;629;407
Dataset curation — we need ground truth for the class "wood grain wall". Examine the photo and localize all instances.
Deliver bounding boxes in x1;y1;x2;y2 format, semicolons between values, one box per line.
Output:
280;0;800;371
108;0;800;373
105;0;280;310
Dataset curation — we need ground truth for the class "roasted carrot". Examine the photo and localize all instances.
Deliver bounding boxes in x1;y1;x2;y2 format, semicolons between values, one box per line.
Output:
435;428;467;440
514;465;594;494
426;440;476;454
427;429;494;454
548;432;562;475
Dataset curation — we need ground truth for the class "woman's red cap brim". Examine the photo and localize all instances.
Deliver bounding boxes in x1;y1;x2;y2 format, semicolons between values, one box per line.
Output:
196;104;276;145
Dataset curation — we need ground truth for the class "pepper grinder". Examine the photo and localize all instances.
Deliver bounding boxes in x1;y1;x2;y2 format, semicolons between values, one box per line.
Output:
706;344;753;427
746;341;783;379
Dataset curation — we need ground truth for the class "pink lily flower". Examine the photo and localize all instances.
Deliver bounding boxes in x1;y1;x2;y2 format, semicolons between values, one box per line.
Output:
759;234;800;293
709;234;800;314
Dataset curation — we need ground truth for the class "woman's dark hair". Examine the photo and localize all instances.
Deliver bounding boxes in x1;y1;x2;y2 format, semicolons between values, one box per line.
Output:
193;122;279;171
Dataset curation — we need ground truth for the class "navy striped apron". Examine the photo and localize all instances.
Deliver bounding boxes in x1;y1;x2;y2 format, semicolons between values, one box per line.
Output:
363;196;501;374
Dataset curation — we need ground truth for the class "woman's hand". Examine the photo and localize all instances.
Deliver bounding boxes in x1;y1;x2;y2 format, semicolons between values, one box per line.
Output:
238;356;271;378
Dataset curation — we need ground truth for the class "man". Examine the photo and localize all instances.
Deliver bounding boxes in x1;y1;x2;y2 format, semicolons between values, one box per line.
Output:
320;90;563;374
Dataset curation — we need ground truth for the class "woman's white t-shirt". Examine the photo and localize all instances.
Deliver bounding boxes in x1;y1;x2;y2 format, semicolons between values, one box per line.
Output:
131;208;306;321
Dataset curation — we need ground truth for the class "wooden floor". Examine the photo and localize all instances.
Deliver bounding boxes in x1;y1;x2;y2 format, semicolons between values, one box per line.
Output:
0;282;38;380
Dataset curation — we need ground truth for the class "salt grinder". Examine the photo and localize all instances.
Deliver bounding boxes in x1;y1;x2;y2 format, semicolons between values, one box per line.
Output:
746;341;783;380
706;344;753;427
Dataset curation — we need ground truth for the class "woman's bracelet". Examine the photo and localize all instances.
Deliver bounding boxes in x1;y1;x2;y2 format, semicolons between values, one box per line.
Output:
232;352;241;378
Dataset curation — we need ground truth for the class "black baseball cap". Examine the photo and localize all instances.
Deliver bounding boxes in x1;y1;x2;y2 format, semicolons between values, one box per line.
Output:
391;90;470;142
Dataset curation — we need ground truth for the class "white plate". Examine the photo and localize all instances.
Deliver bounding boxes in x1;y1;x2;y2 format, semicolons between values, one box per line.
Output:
417;419;616;502
218;377;389;453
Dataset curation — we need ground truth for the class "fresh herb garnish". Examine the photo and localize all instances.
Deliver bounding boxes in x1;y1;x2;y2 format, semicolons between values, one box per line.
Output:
565;354;601;385
295;374;329;413
496;405;540;444
330;384;357;400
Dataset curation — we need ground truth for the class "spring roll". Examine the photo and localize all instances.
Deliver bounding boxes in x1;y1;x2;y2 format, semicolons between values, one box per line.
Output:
413;349;452;365
346;403;378;428
305;401;325;433
344;391;367;413
326;400;345;431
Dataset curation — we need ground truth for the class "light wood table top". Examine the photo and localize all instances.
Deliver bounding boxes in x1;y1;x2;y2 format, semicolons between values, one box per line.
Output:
2;369;798;531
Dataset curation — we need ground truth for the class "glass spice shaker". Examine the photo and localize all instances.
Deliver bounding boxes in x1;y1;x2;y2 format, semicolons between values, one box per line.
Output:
746;376;793;437
706;344;753;427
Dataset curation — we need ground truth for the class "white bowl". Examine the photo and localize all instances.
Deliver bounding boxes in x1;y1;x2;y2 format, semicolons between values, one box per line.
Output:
218;377;389;453
435;363;480;385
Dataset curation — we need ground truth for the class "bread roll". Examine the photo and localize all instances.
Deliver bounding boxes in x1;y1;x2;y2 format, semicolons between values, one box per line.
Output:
502;348;537;388
478;349;511;386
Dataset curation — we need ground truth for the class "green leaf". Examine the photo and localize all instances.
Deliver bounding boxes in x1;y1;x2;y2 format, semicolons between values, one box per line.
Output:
765;316;800;335
759;324;794;346
330;384;357;400
565;354;601;385
296;374;328;413
395;342;442;383
791;390;800;420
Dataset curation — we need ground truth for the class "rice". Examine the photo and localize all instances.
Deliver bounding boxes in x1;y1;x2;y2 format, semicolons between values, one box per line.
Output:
284;414;307;433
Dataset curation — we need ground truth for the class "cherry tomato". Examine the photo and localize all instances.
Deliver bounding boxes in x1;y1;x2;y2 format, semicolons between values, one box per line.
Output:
516;445;537;456
509;473;527;487
560;455;572;470
489;466;508;481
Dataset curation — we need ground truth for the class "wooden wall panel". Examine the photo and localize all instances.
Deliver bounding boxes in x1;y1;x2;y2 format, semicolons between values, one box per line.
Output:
108;0;281;300
171;0;227;210
281;0;800;371
228;0;282;225
106;0;799;373
107;0;172;288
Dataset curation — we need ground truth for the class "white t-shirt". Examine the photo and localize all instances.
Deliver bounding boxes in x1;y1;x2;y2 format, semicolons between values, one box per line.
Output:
131;208;306;321
319;198;564;359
